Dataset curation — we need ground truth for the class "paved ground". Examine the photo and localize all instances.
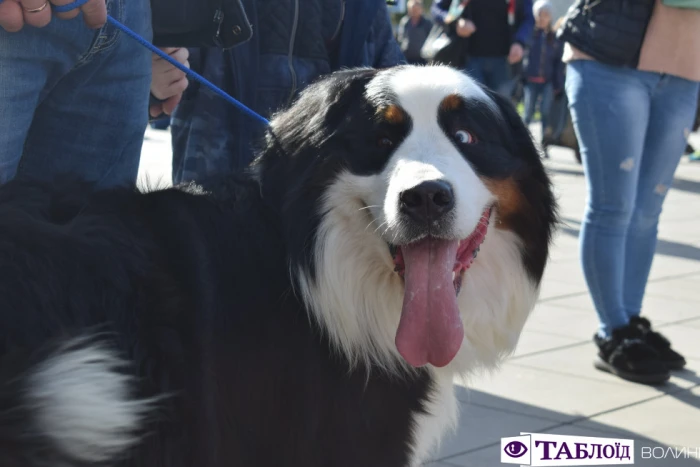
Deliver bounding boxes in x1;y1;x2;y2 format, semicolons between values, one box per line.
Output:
139;127;700;467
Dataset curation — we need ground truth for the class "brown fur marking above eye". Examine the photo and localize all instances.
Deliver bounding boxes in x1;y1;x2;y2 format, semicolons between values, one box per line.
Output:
381;105;406;124
439;94;464;112
482;177;524;230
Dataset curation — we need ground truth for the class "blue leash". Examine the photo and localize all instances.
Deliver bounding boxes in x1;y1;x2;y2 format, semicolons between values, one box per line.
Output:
6;0;270;126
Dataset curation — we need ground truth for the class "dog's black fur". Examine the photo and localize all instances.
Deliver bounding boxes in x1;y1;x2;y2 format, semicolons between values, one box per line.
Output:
0;66;556;467
0;174;435;467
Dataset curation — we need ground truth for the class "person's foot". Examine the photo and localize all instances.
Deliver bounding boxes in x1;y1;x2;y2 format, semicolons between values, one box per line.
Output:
593;324;670;385
629;316;686;370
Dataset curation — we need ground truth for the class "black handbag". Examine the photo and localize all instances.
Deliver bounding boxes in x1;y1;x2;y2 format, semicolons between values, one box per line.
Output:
151;0;253;49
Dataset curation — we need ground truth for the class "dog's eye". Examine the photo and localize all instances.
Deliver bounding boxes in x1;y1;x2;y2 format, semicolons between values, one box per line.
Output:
377;137;394;149
454;130;475;144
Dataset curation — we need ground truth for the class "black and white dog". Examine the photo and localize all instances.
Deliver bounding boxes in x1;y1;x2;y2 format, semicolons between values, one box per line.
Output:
0;65;556;467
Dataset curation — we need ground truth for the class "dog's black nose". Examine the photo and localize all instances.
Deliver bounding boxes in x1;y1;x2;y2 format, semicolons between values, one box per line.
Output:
400;180;455;223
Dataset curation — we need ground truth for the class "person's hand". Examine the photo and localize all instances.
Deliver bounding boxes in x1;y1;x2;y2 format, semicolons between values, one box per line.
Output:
455;18;476;38
150;47;190;118
508;43;524;64
0;0;106;32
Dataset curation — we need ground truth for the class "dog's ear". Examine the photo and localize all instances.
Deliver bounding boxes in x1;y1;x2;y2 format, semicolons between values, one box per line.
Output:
266;68;378;154
482;87;558;282
484;88;544;164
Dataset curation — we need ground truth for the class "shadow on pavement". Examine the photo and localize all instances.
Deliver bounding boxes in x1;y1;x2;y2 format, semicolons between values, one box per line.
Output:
549;167;585;178
672;177;700;195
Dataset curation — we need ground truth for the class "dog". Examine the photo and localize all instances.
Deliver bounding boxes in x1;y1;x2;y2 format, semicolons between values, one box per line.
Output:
0;65;556;467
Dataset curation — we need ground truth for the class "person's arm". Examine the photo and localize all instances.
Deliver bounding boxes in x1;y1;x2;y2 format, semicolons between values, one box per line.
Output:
430;0;452;26
370;3;406;68
396;15;408;43
551;40;565;94
513;0;534;48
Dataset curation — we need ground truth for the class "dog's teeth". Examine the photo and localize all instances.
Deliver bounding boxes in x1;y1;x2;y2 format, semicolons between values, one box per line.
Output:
452;271;456;281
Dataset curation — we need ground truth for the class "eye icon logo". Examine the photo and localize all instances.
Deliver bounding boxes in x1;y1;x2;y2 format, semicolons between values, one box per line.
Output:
504;441;528;458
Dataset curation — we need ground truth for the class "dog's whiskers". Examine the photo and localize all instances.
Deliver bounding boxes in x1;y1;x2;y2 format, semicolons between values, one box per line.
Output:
373;220;389;235
364;218;383;233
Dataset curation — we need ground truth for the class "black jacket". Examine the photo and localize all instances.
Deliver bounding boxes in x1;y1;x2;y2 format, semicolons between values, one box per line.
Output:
431;0;534;57
151;0;253;49
557;0;656;68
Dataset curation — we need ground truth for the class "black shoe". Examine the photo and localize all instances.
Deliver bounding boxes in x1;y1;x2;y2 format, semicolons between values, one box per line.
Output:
593;324;670;385
629;316;686;370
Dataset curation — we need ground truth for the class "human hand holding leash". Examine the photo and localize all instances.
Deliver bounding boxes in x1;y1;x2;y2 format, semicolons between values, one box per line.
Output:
150;47;190;118
0;0;106;32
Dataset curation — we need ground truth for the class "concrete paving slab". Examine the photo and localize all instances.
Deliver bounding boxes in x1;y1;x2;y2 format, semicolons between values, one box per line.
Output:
542;293;700;324
645;276;700;302
455;363;670;422
580;385;700;449
508;340;700;391
524;303;599;340
510;329;582;358
537;279;587;301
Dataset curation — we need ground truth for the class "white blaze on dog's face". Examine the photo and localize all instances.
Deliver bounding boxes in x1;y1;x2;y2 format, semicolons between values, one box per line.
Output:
363;70;498;369
265;65;556;375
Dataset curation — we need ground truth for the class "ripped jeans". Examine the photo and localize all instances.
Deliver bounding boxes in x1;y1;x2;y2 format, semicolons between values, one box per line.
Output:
566;59;700;337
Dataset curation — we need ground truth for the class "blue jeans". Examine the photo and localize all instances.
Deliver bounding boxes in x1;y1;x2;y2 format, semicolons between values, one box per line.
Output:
566;60;700;337
465;56;511;96
523;81;553;134
0;0;152;188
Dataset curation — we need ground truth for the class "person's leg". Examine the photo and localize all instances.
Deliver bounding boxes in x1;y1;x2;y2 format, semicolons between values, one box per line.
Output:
550;93;568;142
522;82;541;126
0;8;98;183
491;57;513;97
16;0;153;189
624;75;700;317
565;60;650;337
539;83;554;135
465;57;486;86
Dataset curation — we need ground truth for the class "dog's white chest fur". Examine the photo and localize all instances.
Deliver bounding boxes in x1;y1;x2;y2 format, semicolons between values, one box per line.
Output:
410;371;460;466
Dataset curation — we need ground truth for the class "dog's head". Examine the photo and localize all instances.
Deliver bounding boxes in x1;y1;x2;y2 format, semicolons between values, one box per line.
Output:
258;65;556;375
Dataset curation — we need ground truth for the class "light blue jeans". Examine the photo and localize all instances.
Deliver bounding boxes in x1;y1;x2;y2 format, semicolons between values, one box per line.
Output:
566;60;700;337
0;0;152;188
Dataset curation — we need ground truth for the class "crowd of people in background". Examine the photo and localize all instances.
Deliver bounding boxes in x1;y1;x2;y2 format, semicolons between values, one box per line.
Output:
396;0;700;163
2;0;700;387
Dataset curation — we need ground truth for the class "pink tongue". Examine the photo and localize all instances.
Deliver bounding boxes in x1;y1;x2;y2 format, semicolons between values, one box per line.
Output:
395;238;464;367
